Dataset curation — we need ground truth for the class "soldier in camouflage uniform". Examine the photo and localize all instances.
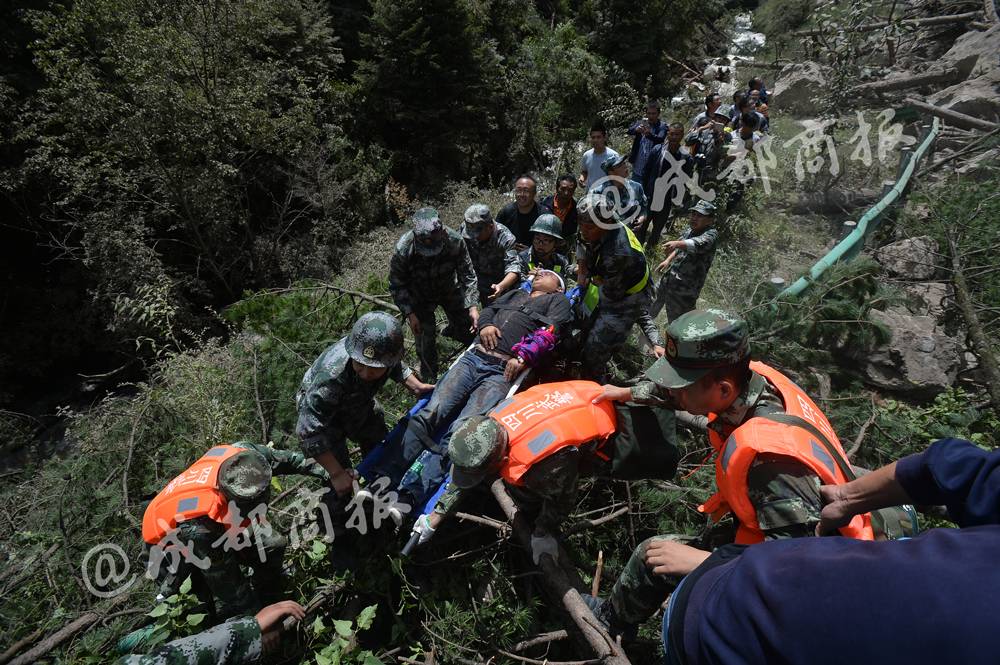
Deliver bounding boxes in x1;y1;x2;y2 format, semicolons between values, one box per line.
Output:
145;443;327;622
650;199;719;322
296;311;433;498
461;203;522;305
411;415;608;563
586;309;913;636
390;207;480;381
119;600;304;664
576;193;662;381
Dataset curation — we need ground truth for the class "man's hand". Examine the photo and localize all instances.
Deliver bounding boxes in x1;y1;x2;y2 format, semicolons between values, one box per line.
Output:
816;483;854;536
644;540;711;577
479;325;501;350
663;240;685;252
530;533;558;565
504;357;526;382
407;313;421;336
330;468;356;497
411;514;436;545
592;384;632;404
468;306;479;332
652;345;665;359
255;600;306;633
488;283;504;301
411;381;435;395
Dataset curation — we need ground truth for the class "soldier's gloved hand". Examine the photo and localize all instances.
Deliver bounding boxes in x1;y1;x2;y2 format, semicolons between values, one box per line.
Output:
411;514;436;545
530;533;558;565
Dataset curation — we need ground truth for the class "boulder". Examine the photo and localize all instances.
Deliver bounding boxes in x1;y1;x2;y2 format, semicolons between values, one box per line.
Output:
901;281;953;320
939;24;1000;79
862;308;962;396
873;236;940;280
771;61;828;115
928;25;1000;123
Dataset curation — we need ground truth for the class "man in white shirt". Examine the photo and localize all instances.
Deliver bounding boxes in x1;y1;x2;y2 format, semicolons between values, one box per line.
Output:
578;123;620;192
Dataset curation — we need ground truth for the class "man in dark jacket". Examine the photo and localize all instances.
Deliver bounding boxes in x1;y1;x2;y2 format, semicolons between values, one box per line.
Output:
639;122;694;249
369;271;573;505
656;437;1000;665
540;174;579;247
627;101;667;185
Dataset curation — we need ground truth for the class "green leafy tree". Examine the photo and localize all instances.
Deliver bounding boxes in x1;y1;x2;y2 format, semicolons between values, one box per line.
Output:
355;0;499;190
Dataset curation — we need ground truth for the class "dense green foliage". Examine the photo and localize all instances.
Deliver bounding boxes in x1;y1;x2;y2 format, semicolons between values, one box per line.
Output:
0;0;728;407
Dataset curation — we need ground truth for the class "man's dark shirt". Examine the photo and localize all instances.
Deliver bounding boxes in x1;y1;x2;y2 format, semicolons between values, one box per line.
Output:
496;201;543;246
476;287;572;356
643;144;695;213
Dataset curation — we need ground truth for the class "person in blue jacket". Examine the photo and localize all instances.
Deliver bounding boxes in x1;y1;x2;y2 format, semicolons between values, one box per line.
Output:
649;437;1000;665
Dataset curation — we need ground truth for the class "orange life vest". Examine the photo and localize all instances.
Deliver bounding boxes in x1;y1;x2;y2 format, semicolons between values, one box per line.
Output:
142;444;246;545
490;381;617;486
698;362;874;544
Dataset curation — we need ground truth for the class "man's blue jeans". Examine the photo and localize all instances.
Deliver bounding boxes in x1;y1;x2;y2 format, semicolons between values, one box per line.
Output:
374;350;513;505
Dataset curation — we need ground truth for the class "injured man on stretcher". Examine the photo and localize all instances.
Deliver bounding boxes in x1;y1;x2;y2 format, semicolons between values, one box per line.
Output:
362;269;573;507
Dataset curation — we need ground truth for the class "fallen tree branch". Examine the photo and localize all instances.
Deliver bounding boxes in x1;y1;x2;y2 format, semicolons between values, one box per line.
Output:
916;126;1000;176
591;550;604;597
847;405;878;458
947;229;1000;413
565;507;630;535
850;65;963;95
793;11;982;36
489;480;631;665
512;630;570;652
8;593;132;665
905;97;1000;132
455;511;510;533
497;649;602;665
0;628;43;665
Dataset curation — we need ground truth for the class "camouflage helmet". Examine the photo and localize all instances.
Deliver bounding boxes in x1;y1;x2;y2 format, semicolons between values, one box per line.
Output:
577;192;615;225
448;415;508;489
411;207;446;256
645;309;750;389
529;213;564;240
347;311;405;369
218;448;272;505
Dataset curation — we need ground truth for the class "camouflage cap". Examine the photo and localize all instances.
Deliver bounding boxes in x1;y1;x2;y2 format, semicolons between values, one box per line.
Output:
218;449;272;503
692;199;717;216
601;153;629;172
347;311;405;368
462;203;493;240
645;309;750;389
412;207;445;256
529;213;564;240
448;415;508;489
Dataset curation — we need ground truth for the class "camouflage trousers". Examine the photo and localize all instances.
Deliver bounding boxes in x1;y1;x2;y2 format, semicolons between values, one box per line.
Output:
580;289;651;382
649;274;699;323
150;518;288;622
412;295;475;382
295;393;387;469
608;534;701;625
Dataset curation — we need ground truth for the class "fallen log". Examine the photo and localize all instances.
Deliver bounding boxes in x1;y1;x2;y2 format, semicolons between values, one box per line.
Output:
786;189;883;214
794;10;982;36
9;593;132;665
490;480;631;665
904;97;1000;132
850;65;963;95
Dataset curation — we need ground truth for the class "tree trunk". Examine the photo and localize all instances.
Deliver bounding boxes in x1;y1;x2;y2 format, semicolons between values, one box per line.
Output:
904;97;1000;132
793;11;982;36
850;66;963;95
